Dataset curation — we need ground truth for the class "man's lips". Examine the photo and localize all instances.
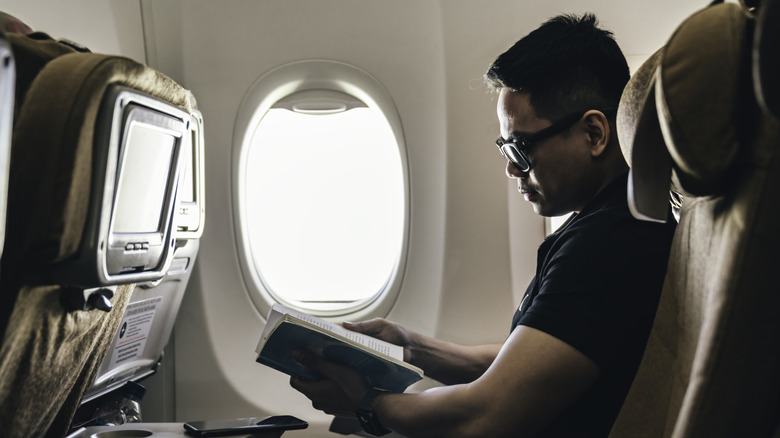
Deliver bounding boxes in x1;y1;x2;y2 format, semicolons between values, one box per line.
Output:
519;184;539;201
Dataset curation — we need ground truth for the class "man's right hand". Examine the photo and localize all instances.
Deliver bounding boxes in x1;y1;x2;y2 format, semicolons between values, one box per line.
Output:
342;318;416;363
344;318;501;385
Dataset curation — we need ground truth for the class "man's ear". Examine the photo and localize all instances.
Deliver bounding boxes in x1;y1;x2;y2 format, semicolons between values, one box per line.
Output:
583;110;610;157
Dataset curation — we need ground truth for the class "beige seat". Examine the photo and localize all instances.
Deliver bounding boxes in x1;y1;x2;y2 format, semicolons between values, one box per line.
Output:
610;1;780;436
0;31;197;438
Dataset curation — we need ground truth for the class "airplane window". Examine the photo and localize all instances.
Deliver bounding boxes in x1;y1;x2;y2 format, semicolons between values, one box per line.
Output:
234;60;409;318
247;105;404;308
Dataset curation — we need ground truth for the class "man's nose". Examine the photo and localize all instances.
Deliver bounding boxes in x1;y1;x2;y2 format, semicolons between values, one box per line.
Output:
506;161;524;179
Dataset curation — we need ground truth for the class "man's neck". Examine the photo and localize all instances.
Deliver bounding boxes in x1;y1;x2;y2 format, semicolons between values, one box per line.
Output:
574;166;629;214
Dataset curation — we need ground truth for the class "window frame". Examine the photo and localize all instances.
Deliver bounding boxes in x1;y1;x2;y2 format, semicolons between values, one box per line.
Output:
231;59;410;320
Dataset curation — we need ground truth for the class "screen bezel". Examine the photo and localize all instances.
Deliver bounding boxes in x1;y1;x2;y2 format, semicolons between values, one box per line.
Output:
104;102;184;276
0;37;14;260
175;109;205;239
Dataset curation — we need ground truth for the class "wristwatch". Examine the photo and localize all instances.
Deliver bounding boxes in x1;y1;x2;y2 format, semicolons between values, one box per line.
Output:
356;388;391;436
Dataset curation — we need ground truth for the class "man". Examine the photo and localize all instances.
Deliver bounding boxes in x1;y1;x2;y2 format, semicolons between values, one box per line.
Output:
290;13;676;437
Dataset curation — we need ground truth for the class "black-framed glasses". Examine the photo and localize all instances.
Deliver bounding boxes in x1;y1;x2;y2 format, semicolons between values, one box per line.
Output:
495;109;615;172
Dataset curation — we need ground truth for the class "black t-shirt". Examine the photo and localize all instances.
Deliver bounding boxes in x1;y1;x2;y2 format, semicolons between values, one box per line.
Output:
511;173;676;437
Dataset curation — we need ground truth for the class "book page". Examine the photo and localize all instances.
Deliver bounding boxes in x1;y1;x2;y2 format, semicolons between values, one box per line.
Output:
270;304;404;359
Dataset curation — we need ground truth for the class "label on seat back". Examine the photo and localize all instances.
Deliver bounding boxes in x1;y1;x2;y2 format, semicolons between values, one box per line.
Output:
108;297;163;369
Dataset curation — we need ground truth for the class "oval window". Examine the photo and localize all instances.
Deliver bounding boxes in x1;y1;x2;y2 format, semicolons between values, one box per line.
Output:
233;60;409;318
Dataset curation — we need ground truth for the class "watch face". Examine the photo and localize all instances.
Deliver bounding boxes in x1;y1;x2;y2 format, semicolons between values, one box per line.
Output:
357;410;390;436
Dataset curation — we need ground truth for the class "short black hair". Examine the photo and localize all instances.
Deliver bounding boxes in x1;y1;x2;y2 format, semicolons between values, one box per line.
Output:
485;13;630;121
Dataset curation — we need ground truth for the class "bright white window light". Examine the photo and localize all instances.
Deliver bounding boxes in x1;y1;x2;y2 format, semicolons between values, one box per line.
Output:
546;213;572;236
245;106;405;307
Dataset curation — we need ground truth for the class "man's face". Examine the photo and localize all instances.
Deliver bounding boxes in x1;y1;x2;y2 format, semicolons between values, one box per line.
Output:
496;89;592;217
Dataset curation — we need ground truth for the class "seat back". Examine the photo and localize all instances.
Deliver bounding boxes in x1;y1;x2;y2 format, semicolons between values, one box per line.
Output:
0;31;196;438
75;110;206;428
611;1;780;436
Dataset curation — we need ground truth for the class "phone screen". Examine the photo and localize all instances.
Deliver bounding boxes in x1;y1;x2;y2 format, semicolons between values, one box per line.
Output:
183;415;308;437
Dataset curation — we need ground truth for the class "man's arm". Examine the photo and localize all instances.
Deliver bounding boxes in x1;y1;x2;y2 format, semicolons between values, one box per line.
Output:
344;319;501;385
291;324;599;438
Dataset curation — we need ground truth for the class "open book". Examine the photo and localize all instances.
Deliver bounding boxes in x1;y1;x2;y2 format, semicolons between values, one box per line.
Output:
255;304;423;393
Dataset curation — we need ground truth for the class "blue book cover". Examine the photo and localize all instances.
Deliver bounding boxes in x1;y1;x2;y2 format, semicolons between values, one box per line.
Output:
256;304;423;393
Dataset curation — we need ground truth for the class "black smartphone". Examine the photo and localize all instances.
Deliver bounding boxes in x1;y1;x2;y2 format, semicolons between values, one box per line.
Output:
183;415;308;437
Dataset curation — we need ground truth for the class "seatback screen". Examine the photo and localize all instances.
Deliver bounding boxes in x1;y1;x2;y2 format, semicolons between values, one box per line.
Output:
112;122;175;234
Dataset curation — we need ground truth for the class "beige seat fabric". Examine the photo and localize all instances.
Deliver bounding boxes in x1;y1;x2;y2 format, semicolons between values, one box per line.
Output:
611;2;780;437
0;33;195;438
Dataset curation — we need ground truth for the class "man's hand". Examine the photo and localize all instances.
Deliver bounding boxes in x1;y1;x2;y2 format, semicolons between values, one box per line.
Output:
343;318;501;385
289;349;370;417
342;318;415;362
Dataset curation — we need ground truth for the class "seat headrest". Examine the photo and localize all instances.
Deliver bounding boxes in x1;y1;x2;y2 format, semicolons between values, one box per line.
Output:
659;3;748;194
618;3;749;222
754;0;780;117
6;45;196;268
0;11;33;35
618;49;670;222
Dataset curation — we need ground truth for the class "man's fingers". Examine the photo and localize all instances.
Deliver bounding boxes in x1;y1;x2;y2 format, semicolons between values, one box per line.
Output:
342;318;385;335
290;376;351;416
293;349;338;380
292;349;362;387
290;374;333;395
341;321;363;332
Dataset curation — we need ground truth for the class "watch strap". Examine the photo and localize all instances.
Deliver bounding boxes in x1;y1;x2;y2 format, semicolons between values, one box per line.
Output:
356;388;391;436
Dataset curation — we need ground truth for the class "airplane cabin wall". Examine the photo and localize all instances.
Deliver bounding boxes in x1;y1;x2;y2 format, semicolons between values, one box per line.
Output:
1;0;708;434
143;0;467;427
0;1;145;62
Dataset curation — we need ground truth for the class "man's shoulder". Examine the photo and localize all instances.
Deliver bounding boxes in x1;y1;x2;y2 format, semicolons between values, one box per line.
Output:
559;203;676;256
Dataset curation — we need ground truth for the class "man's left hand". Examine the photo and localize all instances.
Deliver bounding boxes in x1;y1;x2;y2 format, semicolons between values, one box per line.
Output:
289;349;370;417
